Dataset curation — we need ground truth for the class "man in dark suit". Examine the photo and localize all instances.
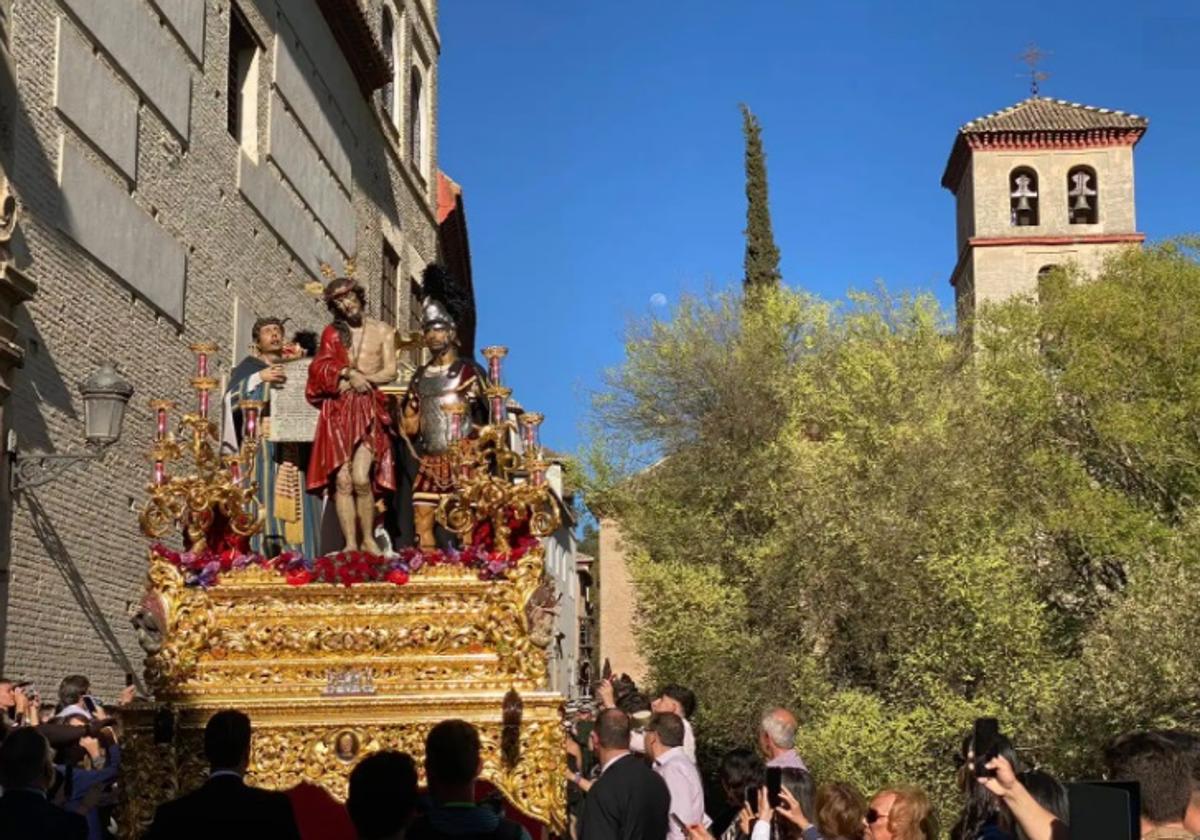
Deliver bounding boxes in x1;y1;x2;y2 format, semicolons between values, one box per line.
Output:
578;708;670;840
0;726;88;838
144;709;302;840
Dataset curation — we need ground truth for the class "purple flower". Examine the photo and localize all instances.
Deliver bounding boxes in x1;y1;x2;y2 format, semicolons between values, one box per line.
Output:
408;554;425;572
486;558;509;577
198;560;221;587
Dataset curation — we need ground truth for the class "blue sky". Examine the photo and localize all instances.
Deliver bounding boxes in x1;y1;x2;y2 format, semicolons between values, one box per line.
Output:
437;1;1200;455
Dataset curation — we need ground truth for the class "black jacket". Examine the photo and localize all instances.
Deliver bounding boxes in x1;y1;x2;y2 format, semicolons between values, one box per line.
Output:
578;753;670;840
143;774;301;840
0;788;88;839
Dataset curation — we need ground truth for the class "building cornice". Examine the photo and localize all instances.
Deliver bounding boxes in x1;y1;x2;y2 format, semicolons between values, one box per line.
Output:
316;0;391;93
941;127;1146;194
949;233;1145;287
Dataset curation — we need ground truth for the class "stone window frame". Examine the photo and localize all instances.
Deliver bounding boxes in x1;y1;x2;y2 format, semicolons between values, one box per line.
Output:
379;1;404;131
227;1;263;161
1066;165;1099;225
1009;166;1040;228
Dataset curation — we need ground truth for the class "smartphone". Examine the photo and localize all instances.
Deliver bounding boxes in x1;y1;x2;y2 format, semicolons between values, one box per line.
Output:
744;784;761;807
972;717;1001;778
766;766;783;809
82;694;98;714
124;672;135;688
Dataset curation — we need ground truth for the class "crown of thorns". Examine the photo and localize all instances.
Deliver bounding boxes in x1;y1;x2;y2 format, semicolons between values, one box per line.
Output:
322;276;363;302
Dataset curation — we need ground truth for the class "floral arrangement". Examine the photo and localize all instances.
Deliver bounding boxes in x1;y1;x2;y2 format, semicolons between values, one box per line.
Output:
150;533;536;589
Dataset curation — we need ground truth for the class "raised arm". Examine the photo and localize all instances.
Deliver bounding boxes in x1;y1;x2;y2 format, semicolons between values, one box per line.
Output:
979;756;1065;840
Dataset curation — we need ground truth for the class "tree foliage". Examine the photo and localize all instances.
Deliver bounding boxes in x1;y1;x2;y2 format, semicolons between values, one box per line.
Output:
741;104;782;297
585;242;1200;823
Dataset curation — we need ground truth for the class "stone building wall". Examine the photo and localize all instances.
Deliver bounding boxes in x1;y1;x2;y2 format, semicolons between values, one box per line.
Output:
951;144;1140;310
967;240;1133;306
596;517;648;686
968;146;1137;239
0;0;442;699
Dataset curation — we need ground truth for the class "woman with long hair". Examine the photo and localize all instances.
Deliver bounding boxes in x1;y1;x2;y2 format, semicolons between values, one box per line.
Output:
951;732;1020;840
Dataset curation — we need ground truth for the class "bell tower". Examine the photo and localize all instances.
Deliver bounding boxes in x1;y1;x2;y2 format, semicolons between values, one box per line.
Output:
941;97;1148;323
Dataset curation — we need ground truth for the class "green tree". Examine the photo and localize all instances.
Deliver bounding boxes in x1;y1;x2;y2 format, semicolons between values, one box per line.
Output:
585;242;1200;824
741;104;781;297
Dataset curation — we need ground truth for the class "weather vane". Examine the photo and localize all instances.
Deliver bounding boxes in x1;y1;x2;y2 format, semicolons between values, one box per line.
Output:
1018;42;1051;96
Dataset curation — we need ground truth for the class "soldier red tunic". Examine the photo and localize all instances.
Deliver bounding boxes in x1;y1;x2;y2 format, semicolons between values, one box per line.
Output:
305;324;395;495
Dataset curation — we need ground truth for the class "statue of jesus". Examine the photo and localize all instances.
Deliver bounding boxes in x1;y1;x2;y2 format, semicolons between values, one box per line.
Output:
306;277;397;554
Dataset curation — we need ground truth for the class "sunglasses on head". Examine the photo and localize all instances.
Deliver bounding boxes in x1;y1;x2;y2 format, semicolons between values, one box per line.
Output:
867;808;888;824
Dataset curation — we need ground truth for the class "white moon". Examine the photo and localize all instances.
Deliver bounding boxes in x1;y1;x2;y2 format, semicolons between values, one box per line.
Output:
649;293;668;308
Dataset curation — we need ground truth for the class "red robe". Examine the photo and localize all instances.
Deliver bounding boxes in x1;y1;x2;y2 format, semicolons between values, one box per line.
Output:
305;324;395;494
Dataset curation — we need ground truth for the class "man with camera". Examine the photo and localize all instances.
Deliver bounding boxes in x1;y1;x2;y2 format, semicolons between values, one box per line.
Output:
597;677;698;762
0;678;43;727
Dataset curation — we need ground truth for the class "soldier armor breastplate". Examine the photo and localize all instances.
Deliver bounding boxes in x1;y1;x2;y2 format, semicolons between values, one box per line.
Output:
416;364;472;454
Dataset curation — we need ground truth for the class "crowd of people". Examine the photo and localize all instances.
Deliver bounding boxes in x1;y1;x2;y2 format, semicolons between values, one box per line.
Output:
3;670;1200;839
1;671;533;839
561;675;1200;840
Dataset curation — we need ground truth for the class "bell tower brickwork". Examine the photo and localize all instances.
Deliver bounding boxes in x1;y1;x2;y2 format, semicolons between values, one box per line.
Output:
942;97;1148;324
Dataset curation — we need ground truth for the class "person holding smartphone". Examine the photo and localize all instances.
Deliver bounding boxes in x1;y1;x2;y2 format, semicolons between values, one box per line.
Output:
645;712;708;840
55;674;94;719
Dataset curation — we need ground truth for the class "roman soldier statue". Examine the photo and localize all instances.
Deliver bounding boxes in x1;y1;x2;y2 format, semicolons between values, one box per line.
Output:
399;265;488;550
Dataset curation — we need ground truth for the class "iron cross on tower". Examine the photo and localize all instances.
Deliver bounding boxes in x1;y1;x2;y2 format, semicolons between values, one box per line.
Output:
1018;43;1051;96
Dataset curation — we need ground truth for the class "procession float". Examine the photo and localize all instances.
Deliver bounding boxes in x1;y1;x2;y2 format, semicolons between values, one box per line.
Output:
118;273;569;836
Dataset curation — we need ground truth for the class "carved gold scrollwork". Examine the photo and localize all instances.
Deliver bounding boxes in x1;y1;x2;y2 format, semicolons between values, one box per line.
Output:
120;704;567;836
142;554;213;694
127;547;564;831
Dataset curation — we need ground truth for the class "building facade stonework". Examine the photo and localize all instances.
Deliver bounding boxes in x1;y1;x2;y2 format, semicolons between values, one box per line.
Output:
0;0;445;698
596;516;648;686
942;97;1148;323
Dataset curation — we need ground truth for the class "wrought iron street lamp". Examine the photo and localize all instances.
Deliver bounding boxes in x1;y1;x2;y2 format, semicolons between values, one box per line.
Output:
6;362;134;490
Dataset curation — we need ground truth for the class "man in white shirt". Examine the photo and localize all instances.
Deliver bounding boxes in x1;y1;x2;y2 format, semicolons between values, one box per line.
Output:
645;712;708;839
599;679;697;762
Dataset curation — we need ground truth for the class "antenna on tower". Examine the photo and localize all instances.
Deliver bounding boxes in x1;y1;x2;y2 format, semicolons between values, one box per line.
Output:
1018;42;1051;96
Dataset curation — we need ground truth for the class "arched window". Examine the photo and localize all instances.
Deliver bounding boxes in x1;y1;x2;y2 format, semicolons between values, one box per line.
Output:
408;65;425;174
1067;166;1098;224
380;7;396;124
1010;167;1039;227
1037;264;1061;303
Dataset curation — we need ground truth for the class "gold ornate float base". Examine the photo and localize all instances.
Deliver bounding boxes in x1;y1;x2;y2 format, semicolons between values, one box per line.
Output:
121;547;566;838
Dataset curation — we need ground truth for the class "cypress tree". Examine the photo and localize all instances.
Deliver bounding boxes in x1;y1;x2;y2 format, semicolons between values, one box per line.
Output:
740;104;782;297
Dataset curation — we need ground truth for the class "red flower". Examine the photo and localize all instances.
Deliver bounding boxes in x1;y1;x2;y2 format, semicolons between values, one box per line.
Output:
314;557;335;581
386;569;409;586
285;570;313;586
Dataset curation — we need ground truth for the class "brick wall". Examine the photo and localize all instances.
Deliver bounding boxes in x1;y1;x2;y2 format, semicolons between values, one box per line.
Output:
597;517;648;686
0;0;442;700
